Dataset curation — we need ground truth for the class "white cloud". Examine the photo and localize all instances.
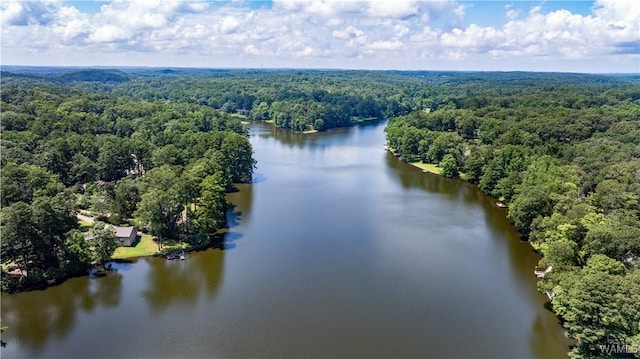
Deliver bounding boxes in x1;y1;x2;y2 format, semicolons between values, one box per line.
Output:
219;16;242;34
440;25;504;50
52;5;90;42
0;0;58;26
273;0;363;17
409;26;439;45
0;2;26;26
394;24;410;37
245;44;260;55
1;0;638;72
332;25;364;40
366;0;419;19
505;4;520;20
89;24;129;43
296;46;314;56
367;40;404;51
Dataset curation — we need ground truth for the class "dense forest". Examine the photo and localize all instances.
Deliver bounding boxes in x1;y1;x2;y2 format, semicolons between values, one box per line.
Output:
7;67;633;133
1;69;256;292
1;67;639;358
385;75;640;358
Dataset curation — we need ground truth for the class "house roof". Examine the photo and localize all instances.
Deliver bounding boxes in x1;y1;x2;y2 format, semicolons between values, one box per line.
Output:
114;226;136;238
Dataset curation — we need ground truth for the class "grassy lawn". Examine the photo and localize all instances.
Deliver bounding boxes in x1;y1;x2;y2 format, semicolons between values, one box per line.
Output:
229;113;248;119
78;220;93;231
112;233;159;259
410;161;443;175
111;234;192;259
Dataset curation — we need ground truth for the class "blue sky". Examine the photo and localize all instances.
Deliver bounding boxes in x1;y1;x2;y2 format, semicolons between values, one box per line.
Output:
1;0;638;72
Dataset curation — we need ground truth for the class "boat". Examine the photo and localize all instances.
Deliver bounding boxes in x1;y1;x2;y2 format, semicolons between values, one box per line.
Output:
167;250;186;260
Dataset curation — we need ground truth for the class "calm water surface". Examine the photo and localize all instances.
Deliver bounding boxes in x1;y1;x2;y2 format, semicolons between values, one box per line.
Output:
1;121;569;358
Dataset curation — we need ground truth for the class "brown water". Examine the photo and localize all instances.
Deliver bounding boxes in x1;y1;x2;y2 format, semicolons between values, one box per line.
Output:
1;121;569;358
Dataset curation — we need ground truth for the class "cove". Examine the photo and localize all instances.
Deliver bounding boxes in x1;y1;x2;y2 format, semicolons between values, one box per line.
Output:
1;121;570;358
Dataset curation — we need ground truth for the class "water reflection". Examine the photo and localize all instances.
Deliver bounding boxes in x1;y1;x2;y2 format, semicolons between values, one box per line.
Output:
1;120;569;358
385;152;464;198
227;183;253;226
1;271;123;356
142;243;225;313
530;311;572;358
253;120;385;152
381;135;569;358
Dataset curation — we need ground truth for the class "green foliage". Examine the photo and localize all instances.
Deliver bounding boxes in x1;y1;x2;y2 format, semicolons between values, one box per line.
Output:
1;69;257;292
194;174;228;234
1;202;37;272
383;71;640;358
584;254;626;276
111;177;142;221
64;230;94;274
135;187;181;248
509;186;554;233
462;148;485;183
89;222;119;264
1;162;59;206
220;132;256;183
440;154;459;178
551;270;640;359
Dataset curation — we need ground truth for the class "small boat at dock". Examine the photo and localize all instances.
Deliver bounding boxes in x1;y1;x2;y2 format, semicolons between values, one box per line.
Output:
167;250;186;260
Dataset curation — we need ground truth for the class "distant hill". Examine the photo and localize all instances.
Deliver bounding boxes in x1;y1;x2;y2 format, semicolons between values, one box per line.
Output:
54;69;130;83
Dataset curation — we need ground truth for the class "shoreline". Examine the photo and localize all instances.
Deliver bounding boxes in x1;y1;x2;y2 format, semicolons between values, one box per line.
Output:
385;145;443;176
408;161;443;175
257;117;382;135
386;145;504;207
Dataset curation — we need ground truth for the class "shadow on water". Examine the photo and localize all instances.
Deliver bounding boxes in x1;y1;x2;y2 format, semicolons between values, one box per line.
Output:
105;259;135;272
0;271;123;356
384;144;571;358
385;152;463;198
142;247;225;313
209;230;243;251
530;311;573;358
139;176;253;312
251;172;267;184
226;181;253;226
252;119;385;151
225;208;243;228
140;198;246;312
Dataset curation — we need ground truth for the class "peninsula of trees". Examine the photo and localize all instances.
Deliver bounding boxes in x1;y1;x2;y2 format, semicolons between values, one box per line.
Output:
1;69;256;292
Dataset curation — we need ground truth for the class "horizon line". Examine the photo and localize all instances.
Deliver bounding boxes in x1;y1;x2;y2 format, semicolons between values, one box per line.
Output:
2;64;639;76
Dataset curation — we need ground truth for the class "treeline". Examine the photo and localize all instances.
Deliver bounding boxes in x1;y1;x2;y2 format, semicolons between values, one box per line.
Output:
7;67;632;133
385;77;640;358
0;74;255;292
110;70;425;131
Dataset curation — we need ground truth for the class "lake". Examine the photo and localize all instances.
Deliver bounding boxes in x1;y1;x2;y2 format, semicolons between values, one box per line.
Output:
1;121;569;358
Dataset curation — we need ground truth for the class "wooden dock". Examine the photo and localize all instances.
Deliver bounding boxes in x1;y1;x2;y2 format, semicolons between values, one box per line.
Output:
534;266;552;278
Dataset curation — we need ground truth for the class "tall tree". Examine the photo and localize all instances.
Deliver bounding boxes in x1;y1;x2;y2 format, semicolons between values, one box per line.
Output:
220;133;256;183
0;202;36;276
89;222;119;265
135;188;181;250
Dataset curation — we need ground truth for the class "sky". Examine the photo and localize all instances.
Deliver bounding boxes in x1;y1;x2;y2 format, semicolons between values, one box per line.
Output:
1;0;639;73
